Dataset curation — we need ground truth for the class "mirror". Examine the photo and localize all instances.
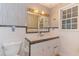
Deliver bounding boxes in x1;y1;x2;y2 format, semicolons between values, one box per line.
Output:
38;16;49;32
26;8;49;33
27;13;38;33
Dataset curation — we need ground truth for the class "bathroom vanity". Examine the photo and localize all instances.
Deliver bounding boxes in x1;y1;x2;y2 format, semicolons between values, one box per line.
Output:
22;33;59;56
19;4;59;56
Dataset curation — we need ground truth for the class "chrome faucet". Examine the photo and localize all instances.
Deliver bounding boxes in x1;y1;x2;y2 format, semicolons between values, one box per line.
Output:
39;32;44;37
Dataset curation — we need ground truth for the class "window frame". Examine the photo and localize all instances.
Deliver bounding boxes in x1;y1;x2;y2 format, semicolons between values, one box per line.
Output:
60;4;78;30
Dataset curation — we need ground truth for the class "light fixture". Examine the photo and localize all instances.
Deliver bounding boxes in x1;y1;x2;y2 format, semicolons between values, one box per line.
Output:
27;8;49;16
41;11;45;15
33;9;39;13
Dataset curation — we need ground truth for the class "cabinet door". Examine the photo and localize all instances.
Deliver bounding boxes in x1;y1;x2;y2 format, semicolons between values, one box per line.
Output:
31;41;49;56
49;39;59;56
31;43;44;56
42;40;54;56
31;39;59;56
43;39;59;56
31;40;55;56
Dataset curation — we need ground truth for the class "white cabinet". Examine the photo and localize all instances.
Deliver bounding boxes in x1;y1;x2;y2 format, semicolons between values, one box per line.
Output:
31;42;44;56
0;4;26;26
31;38;59;56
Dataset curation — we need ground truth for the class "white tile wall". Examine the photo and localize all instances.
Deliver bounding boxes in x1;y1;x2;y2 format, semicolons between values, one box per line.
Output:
0;27;26;56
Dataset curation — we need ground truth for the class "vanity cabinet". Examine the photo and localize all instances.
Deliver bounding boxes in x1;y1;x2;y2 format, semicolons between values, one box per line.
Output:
31;39;59;56
0;4;26;26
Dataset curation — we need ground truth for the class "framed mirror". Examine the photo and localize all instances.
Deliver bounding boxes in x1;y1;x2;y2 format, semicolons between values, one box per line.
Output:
38;16;49;32
26;8;50;33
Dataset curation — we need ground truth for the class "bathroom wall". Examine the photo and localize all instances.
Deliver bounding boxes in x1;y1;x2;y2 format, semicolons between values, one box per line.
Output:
0;3;27;56
50;3;79;56
0;3;50;26
0;27;26;56
50;3;68;27
0;3;51;56
0;3;27;26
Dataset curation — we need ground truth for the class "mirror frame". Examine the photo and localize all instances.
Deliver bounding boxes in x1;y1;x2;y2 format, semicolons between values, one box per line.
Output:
26;8;50;33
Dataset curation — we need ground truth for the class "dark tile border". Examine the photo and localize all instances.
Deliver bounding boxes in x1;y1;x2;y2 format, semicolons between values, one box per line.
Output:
50;27;59;29
26;27;38;33
0;25;26;28
26;27;59;33
26;27;50;33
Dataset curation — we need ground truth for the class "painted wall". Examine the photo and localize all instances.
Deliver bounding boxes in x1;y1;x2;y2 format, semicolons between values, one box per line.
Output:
50;3;68;27
0;3;27;26
50;3;79;56
0;3;27;55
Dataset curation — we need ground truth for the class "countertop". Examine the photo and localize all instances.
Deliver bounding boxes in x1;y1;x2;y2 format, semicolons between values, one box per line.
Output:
25;32;59;44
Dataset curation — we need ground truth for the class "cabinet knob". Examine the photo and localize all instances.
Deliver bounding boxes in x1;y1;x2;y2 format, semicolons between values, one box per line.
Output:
54;45;58;48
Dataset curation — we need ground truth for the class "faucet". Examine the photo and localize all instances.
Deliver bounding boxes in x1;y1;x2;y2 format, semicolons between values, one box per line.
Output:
38;31;44;37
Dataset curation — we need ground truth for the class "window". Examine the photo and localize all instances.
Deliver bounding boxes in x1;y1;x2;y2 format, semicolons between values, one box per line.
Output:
61;6;78;29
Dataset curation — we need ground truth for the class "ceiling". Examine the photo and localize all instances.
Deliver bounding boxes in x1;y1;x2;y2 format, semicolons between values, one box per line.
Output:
40;3;59;8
